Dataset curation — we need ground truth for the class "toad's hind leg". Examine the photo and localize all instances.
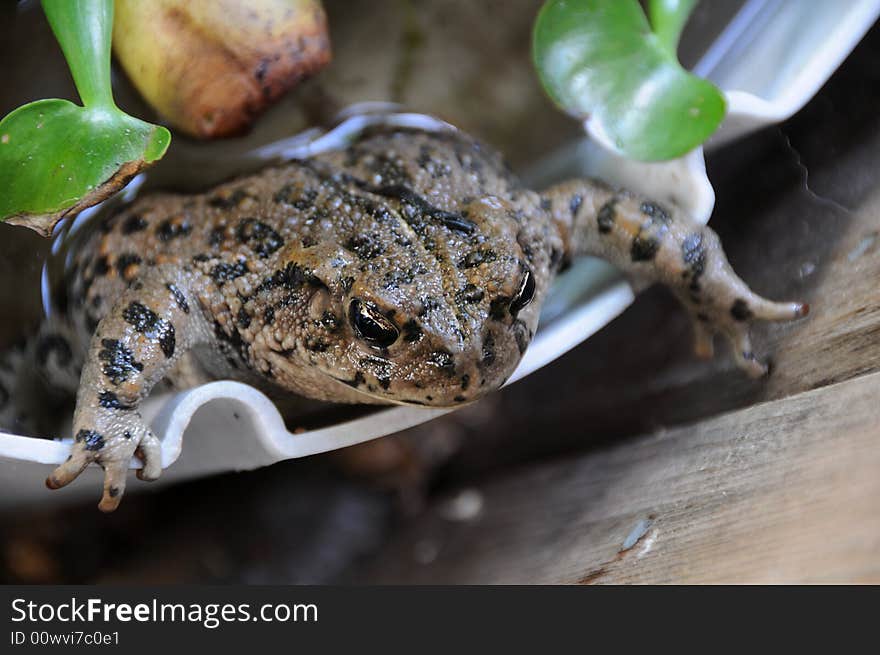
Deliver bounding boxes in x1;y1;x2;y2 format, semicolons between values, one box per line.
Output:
46;265;210;511
544;180;808;376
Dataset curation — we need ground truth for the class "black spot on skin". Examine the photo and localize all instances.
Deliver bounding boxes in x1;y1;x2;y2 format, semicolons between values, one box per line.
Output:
370;184;476;234
455;284;485;305
208;226;227;247
156;217;192;242
417;144;451;178
255;58;268;83
98;338;144;385
381;264;427;290
489;296;512;320
98;213;116;233
454;395;466;403
108;486;120;498
540;197;552;211
264;307;275;324
237;307;252;329
209;188;251;209
124;431;133;440
256;262;323;294
418;297;442;317
481;333;496;366
428;349;455;373
236;218;284;258
35;334;73;368
681;233;707;288
343;371;366;388
122;302;176;358
122;302;159;332
366;153;413;187
166;283;190;313
731;299;753;321
98;390;134;410
121;214;148;234
75;429;105;452
158;326;176;359
378;377;391;390
460;374;470;390
210;261;249;284
305;338;329;353
682;233;705;268
513;320;530;354
116;253;142;278
631;203;670;263
631;236;660;262
459;249;498;270
274;185;317;209
345;234;385;260
639;201;671;223
569;194;583;218
402;319;423;343
92;256;111;277
193;253;211;263
597;199;617;234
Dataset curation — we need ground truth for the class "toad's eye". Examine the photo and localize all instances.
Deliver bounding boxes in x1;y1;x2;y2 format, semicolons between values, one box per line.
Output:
349;299;400;347
509;269;535;316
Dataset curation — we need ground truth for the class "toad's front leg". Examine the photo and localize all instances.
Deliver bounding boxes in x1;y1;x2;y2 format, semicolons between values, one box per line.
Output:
46;265;209;511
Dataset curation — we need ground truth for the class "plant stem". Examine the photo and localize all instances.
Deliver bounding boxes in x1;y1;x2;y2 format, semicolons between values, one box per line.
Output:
41;0;116;109
649;0;698;58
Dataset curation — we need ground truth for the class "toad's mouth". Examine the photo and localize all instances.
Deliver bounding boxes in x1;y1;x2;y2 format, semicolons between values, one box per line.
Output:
328;374;480;409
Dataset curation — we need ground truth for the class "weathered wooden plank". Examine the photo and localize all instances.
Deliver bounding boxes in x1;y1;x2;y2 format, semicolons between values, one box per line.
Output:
353;371;880;583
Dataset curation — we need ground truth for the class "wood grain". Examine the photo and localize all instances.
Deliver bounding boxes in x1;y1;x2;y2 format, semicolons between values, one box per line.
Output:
354;371;880;583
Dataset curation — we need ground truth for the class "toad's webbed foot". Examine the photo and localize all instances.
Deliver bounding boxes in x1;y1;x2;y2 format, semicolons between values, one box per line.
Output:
681;260;809;377
46;412;162;512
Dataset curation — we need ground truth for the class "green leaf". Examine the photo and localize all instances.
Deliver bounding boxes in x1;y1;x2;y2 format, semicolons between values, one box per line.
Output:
533;0;725;161
0;0;170;236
